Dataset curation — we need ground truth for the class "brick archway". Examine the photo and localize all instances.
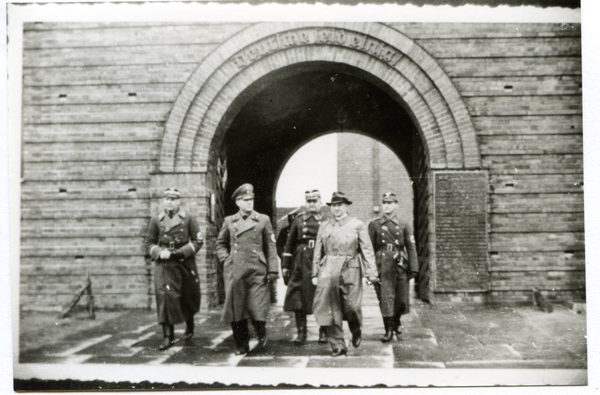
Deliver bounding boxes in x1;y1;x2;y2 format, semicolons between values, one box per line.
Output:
156;22;488;306
159;22;481;173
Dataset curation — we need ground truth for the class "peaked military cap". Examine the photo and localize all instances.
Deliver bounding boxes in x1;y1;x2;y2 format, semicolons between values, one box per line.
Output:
163;188;180;199
232;183;254;201
305;189;321;201
382;192;398;203
326;191;352;206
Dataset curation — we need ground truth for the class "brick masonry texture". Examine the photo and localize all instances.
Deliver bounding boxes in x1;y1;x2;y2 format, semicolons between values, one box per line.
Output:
19;21;584;311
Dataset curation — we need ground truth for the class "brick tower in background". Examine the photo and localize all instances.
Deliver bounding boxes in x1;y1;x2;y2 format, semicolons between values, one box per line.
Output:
337;133;413;225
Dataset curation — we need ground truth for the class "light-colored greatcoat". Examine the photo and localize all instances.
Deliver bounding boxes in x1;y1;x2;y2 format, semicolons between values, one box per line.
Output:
145;209;203;325
216;210;278;323
311;215;377;327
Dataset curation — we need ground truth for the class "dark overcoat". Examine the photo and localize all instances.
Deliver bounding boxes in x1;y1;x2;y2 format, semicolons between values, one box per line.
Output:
145;209;203;325
216;210;278;323
282;208;329;314
368;213;418;317
311;215;377;327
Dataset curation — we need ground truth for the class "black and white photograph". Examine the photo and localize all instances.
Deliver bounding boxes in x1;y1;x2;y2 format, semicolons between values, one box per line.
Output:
4;0;596;391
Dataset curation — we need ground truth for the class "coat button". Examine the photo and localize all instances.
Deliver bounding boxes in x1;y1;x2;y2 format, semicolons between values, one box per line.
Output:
253;250;256;253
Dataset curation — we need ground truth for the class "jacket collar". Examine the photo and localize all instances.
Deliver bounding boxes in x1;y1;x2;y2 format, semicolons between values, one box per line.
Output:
232;210;259;222
333;214;351;226
158;208;186;221
379;212;398;225
302;206;327;221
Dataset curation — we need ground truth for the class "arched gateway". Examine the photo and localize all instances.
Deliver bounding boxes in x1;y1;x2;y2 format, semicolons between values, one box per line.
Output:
151;23;490;308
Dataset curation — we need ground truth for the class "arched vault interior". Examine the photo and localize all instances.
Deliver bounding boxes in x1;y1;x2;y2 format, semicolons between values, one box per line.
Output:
219;62;420;217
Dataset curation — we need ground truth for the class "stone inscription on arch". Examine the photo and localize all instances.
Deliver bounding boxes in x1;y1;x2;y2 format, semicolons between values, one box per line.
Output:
231;28;404;70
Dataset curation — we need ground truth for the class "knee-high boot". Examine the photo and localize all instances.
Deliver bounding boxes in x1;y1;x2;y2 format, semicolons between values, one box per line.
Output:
292;312;307;345
248;319;267;354
183;318;194;340
380;317;394;343
393;314;402;335
231;320;249;355
159;324;175;351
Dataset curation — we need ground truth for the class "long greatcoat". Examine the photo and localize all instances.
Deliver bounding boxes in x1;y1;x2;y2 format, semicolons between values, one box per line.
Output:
216;210;278;323
368;213;418;317
311;215;377;327
282;208;329;314
145;208;203;325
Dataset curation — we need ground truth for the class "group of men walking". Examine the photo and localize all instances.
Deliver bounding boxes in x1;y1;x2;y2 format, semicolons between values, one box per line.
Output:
144;184;418;357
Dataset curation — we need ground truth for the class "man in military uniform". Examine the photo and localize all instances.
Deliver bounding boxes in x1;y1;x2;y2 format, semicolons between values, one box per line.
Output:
282;190;328;345
216;184;279;355
312;192;379;356
368;192;418;342
144;188;203;351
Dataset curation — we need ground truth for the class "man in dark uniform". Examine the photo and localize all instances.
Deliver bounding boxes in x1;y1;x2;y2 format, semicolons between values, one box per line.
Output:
368;192;418;342
312;192;379;356
282;190;329;345
144;188;203;351
216;184;279;355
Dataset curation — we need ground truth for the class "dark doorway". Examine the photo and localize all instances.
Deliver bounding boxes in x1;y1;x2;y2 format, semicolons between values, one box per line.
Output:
220;62;422;219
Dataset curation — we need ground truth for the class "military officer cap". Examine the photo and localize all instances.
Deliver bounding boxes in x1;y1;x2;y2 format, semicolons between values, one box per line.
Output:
164;188;180;199
232;183;254;201
382;192;398;203
305;189;321;201
326;191;352;206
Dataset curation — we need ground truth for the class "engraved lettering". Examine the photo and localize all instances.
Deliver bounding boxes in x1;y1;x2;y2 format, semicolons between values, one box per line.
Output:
317;29;331;43
334;30;346;45
248;47;260;61
269;36;279;52
382;48;395;63
299;31;310;44
350;35;363;48
232;55;247;69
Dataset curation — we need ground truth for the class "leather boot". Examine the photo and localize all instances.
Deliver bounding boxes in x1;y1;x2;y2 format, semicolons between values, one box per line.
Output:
232;320;249;355
159;324;174;351
380;317;394;343
248;319;268;354
292;312;307;345
393;314;402;335
318;326;328;343
183;318;194;340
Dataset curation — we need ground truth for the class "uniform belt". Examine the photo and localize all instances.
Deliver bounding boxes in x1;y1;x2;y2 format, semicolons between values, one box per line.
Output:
382;243;400;252
298;239;315;248
326;252;356;257
159;241;187;250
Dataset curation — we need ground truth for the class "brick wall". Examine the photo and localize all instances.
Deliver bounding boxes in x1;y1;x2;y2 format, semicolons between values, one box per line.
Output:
338;133;413;225
20;22;250;311
20;21;584;310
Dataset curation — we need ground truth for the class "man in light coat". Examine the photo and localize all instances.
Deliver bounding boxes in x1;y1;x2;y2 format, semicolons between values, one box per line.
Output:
216;184;279;355
311;192;379;356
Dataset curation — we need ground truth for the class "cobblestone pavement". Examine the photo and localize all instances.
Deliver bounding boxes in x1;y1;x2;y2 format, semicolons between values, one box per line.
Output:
18;285;587;370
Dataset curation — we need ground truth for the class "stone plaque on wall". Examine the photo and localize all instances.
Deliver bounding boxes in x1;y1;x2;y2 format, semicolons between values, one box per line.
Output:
434;171;489;292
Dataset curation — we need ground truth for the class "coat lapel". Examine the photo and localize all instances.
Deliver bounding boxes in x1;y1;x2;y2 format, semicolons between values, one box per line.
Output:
161;209;184;229
235;211;258;236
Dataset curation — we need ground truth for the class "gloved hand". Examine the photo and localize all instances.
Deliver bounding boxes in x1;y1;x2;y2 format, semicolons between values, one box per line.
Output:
409;271;418;280
170;250;184;260
159;249;171;260
282;268;290;285
312;277;318;286
367;276;380;285
267;272;279;283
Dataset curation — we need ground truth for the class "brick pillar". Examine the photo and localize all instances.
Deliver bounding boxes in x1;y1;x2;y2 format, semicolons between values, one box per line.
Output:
432;171;490;294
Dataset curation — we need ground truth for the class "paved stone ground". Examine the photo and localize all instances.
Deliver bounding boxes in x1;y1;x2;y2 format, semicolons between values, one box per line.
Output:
18;284;587;370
